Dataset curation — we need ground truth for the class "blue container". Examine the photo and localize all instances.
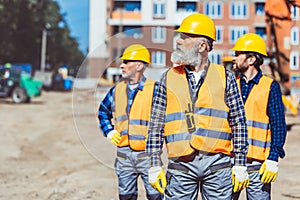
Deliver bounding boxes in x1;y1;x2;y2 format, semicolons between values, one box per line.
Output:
64;78;73;90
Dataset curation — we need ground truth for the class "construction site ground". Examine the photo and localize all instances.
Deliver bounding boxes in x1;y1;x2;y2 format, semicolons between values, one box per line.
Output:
1;87;300;200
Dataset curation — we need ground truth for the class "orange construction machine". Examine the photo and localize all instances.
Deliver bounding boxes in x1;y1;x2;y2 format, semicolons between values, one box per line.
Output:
265;0;300;115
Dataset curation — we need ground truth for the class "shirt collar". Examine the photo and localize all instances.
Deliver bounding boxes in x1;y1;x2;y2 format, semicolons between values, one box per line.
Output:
137;75;147;91
184;60;210;78
241;69;262;84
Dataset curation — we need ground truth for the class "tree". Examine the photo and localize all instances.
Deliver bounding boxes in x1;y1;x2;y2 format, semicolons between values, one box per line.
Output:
0;0;84;73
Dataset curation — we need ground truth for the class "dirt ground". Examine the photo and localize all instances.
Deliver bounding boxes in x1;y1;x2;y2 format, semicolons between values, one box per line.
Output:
1;86;300;200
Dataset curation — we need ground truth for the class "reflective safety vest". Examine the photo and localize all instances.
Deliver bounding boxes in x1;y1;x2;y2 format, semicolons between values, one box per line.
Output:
237;76;273;161
114;79;155;151
165;64;232;158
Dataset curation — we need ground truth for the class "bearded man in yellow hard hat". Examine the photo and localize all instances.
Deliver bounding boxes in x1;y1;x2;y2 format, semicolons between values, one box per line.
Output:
98;44;163;200
146;13;249;199
231;33;287;200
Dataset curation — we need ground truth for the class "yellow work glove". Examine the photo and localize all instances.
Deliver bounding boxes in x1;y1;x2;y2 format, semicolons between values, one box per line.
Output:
107;130;121;146
148;166;167;194
259;160;278;183
232;166;249;192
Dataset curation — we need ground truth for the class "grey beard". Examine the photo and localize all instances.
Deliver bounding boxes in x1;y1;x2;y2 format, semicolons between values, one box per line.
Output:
171;49;201;66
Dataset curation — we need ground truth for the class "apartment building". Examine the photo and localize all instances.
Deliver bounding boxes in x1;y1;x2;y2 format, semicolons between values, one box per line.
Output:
88;0;300;90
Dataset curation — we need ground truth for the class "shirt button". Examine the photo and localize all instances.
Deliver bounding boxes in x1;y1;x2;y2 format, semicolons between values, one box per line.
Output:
243;96;246;99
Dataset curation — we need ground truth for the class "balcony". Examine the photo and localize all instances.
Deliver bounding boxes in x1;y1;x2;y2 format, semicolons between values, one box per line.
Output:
112;10;142;20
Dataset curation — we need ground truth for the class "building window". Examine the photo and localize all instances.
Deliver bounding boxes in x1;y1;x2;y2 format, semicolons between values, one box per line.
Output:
255;2;265;16
204;1;222;19
123;26;142;38
152;27;166;43
177;2;196;12
152;51;166;67
125;2;141;11
255;27;267;40
291;27;299;45
291;6;299;20
290;51;299;70
114;1;141;12
230;2;248;19
230;26;248;43
153;0;165;18
215;26;223;43
209;50;222;64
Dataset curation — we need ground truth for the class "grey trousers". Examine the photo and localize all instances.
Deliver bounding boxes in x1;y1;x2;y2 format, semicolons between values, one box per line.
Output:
115;146;162;200
232;161;271;200
164;152;232;200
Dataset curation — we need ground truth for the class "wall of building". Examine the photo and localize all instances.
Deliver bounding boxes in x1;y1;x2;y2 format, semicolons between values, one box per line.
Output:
88;0;300;86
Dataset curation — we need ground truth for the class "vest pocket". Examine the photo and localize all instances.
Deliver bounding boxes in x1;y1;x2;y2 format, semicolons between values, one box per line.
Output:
129;135;146;151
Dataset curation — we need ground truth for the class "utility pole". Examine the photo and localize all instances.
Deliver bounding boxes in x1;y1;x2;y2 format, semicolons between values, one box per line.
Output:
40;28;47;72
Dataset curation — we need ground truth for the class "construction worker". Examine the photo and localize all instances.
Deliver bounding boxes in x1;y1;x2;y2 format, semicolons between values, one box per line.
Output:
98;44;162;200
231;33;287;200
3;62;12;79
146;13;249;199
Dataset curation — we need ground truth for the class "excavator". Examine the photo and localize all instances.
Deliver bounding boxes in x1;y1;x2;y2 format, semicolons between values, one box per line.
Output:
264;0;300;116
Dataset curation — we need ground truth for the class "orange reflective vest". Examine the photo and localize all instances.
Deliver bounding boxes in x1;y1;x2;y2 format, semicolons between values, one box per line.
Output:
114;79;155;151
165;64;232;158
237;76;273;161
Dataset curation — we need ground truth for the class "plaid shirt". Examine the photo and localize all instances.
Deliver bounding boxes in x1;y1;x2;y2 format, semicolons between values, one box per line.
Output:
146;64;248;167
240;70;286;162
98;76;160;136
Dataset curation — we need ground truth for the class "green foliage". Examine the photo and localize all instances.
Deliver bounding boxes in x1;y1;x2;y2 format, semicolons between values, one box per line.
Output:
0;0;85;72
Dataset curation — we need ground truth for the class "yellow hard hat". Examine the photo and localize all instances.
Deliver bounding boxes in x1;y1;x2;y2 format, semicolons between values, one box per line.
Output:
120;44;150;64
222;56;233;63
4;62;12;68
231;33;267;56
175;13;216;41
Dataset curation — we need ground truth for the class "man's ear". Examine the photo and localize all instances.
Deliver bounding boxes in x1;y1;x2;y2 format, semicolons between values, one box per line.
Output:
136;62;144;72
198;42;206;52
198;41;210;52
248;56;256;65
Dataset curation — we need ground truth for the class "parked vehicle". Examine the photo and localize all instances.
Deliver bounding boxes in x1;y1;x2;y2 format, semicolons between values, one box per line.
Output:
0;64;42;103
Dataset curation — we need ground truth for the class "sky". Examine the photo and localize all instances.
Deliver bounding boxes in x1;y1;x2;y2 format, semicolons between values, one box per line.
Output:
55;0;89;54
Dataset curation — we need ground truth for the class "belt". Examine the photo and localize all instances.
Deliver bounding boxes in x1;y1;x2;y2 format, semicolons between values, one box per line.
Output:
170;150;222;163
117;151;149;159
168;157;231;173
247;164;261;172
247;158;263;164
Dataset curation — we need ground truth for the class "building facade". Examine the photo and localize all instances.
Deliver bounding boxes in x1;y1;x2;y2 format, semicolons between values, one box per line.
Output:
88;0;300;91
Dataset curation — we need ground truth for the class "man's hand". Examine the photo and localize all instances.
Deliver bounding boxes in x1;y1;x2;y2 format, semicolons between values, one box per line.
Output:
259;160;278;183
232;166;249;192
107;130;121;146
148;166;166;194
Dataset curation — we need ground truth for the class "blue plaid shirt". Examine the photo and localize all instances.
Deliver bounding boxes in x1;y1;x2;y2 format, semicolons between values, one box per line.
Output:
239;70;286;162
98;76;160;136
146;64;248;167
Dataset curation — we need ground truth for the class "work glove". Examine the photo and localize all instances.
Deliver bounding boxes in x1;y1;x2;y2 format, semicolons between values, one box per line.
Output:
107;130;121;146
232;166;249;192
148;166;166;194
259;160;278;183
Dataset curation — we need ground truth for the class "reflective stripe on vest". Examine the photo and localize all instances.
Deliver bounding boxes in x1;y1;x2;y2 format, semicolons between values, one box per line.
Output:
114;79;155;151
237;76;273;161
165;64;231;158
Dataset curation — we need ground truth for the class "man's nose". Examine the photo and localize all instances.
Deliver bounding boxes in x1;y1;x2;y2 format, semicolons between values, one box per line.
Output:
120;62;126;68
176;37;183;45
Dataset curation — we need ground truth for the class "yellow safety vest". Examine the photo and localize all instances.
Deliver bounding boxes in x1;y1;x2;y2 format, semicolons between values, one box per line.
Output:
165;64;232;158
114;79;155;151
237;76;273;161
